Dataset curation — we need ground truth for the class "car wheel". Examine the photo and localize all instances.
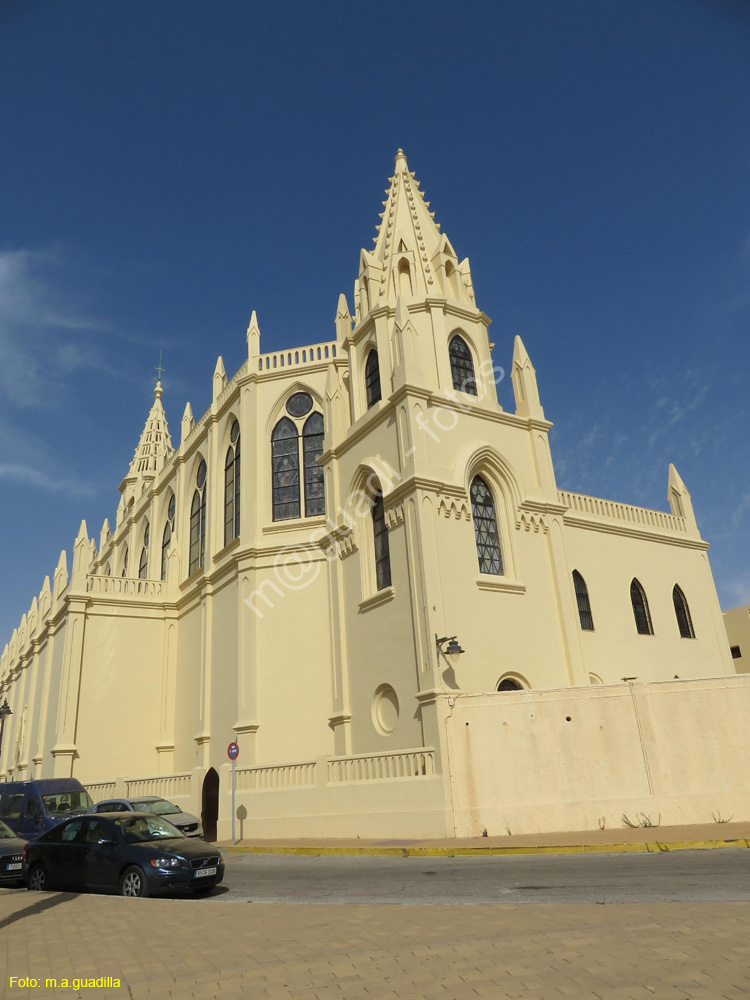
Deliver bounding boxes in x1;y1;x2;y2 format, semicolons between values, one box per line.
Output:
120;866;150;898
27;864;49;892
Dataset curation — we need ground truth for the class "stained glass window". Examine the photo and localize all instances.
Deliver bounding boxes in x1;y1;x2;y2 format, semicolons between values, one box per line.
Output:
630;579;653;635
365;349;381;408
286;392;313;417
673;585;695;639
224;420;241;546
449;335;477;395
372;488;391;590
573;571;594;630
303;412;325;517
272;417;300;521
470;476;503;575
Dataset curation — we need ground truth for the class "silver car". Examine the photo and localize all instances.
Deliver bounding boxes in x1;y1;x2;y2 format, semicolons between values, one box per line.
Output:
91;796;203;838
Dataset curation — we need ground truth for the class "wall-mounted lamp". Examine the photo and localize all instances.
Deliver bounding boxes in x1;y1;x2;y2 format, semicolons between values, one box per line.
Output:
436;634;465;669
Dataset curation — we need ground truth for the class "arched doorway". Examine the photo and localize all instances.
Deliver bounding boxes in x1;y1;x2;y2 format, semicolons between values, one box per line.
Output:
201;767;219;842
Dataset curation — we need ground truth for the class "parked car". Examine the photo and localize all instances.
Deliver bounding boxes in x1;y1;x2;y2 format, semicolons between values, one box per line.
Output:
91;796;203;838
0;779;93;839
0;819;26;887
25;812;224;896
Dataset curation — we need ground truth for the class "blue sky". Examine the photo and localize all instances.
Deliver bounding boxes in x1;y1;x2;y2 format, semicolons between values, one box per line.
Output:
0;0;748;641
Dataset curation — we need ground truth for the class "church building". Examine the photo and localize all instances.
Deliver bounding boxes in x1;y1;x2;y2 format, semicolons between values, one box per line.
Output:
0;151;742;840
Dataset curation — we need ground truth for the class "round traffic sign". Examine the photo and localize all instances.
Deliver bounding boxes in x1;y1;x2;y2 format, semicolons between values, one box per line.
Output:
227;742;239;760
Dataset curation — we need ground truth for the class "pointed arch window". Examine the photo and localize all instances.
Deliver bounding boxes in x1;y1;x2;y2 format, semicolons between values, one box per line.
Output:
470;475;503;575
224;419;241;546
449;334;477;395
630;579;653;635
272;417;300;521
365;349;381;409
303;412;325;517
573;571;594;630
121;545;129;578
161;493;175;581
372;487;391;590
189;460;207;575
138;522;150;580
673;585;695;638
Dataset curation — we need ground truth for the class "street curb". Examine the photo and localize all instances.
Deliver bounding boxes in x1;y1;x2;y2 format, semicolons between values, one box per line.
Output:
223;838;750;858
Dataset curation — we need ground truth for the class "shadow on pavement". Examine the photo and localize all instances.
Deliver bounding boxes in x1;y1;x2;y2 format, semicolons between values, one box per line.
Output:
0;890;79;932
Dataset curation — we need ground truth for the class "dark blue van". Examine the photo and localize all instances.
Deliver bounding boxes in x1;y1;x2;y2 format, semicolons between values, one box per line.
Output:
0;779;94;839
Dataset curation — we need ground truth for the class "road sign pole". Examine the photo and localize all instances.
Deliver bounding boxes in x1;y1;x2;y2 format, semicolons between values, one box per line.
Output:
227;742;240;846
231;756;236;846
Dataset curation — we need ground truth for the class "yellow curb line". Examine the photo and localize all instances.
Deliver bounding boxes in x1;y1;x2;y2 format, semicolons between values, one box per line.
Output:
224;838;750;858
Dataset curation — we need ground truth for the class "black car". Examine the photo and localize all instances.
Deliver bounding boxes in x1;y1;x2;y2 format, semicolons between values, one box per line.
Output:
0;818;26;886
25;813;224;897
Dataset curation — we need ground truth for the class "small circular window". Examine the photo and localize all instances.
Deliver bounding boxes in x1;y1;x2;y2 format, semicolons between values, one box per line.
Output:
230;419;240;443
196;460;207;489
167;494;176;521
286;392;313;417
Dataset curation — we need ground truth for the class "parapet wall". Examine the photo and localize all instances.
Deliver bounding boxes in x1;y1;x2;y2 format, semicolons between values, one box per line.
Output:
440;676;750;837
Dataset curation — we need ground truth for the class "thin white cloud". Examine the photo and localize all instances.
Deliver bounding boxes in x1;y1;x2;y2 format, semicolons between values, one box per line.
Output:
0;246;148;406
0;462;96;499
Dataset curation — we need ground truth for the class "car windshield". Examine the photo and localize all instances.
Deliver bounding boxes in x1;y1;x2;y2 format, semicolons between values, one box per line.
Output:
119;815;184;843
131;799;180;816
42;791;94;816
0;819;17;839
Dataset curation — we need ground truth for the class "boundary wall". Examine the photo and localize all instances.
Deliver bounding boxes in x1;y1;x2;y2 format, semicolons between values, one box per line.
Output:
438;676;750;837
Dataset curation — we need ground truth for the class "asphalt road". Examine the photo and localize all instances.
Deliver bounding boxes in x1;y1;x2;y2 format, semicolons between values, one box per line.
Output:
204;848;750;905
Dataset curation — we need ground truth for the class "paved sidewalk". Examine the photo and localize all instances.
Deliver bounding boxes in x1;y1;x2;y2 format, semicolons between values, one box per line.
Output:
2;892;750;1000
219;820;750;856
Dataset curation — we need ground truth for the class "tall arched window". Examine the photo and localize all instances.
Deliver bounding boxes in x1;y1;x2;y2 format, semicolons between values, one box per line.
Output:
630;578;653;635
161;493;175;581
372;487;391;590
189;460;207;575
121;545;129;578
470;475;503;576
303;412;325;517
573;571;594;630
449;334;477;395
138;522;150;580
224;419;241;546
272;417;300;521
673;585;695;638
365;349;381;409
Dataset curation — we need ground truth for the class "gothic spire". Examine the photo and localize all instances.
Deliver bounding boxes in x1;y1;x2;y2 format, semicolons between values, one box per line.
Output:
126;381;174;481
356;149;474;320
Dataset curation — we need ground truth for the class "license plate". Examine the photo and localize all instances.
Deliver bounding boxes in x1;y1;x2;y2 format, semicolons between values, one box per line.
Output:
6;863;22;871
194;866;217;878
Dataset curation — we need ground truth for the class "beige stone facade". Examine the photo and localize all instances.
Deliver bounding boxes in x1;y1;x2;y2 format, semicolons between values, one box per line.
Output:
723;605;750;673
0;151;739;838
